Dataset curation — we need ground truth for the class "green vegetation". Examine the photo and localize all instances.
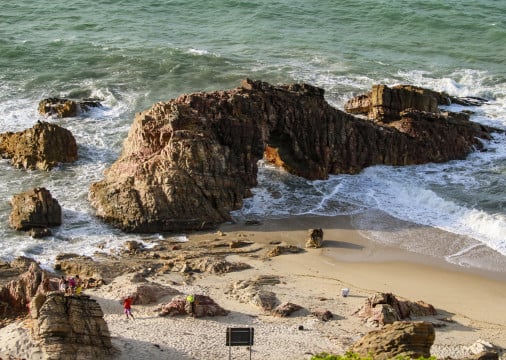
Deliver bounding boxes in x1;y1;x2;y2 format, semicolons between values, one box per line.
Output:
311;352;437;360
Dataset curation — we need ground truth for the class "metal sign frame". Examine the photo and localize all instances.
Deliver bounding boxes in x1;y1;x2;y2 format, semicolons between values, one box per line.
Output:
226;327;254;359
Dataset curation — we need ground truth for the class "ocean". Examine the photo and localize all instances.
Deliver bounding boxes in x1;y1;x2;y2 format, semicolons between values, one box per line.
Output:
1;0;505;275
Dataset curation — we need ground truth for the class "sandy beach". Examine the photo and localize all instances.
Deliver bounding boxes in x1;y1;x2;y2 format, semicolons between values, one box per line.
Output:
91;215;506;359
1;214;505;359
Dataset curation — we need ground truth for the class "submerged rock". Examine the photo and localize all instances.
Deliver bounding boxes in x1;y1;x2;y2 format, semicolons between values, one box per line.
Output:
89;79;499;233
38;97;102;118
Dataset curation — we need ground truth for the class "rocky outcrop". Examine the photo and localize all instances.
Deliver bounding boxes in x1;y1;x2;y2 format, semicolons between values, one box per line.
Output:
9;187;62;236
157;294;228;318
38;98;102;118
0;261;56;320
271;302;302;317
348;321;435;360
344;84;487;122
305;228;324;248
30;292;114;360
89;79;499;233
0;121;78;170
228;275;280;311
354;292;437;326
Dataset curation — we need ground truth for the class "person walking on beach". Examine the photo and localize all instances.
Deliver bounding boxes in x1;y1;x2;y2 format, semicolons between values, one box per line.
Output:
123;296;134;319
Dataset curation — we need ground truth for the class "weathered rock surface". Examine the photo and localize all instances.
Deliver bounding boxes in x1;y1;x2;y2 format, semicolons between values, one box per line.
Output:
89;79;499;233
38;98;102;118
354;292;437;326
0;121;78;170
158;294;228;318
0;261;54;320
348;321;435;360
9;187;62;234
305;228;324;248
31;292;114;360
227;275;280;311
271;302;302;317
311;309;333;322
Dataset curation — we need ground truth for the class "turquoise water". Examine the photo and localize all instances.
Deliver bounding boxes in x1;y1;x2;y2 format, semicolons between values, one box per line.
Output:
0;1;505;273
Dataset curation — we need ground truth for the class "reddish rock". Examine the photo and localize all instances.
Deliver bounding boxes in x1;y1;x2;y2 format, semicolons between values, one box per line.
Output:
158;294;228;318
354;292;437;326
89;79;499;233
271;302;302;317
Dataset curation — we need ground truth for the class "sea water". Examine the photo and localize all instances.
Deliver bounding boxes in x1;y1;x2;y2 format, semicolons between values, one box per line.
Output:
0;1;505;274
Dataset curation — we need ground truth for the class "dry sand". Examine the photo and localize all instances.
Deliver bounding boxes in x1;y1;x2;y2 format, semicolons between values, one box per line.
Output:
1;215;505;359
94;215;506;359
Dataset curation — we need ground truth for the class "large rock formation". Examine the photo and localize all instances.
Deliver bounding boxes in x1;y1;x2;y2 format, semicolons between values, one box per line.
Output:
9;187;62;236
89;79;499;233
348;321;435;360
0;121;78;170
30;293;114;360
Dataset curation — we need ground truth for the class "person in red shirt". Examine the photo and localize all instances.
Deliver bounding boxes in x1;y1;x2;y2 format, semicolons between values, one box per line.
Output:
123;296;134;319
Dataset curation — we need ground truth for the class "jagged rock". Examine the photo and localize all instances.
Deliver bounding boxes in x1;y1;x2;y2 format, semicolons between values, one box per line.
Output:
31;292;114;359
0;121;78;170
348;321;435;360
305;228;324;248
158;294;228;318
0;261;55;319
466;339;501;359
38;98;102;118
354;292;437;326
312;309;333;321
9;187;61;232
271;302;302;317
89;79;499;233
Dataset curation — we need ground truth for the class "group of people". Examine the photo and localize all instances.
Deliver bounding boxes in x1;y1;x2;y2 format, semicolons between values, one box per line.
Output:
58;274;83;295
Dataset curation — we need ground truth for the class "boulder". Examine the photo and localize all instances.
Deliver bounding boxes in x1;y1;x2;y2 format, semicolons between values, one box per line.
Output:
228;275;280;311
31;292;114;359
158;294;228;318
305;228;324;248
89;79;500;233
311;309;333;322
0;121;78;170
271;302;302;317
348;321;435;360
38;98;102;118
354;292;437;326
9;187;62;232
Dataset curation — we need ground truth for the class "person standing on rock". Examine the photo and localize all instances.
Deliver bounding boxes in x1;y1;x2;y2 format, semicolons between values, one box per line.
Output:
75;275;83;295
123;296;134;320
59;276;67;293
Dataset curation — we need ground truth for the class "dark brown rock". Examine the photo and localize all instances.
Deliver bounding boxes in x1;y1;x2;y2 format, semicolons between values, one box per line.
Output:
312;309;333;321
0;121;78;170
89;79;499;233
271;302;302;317
348;321;435;360
9;187;61;233
38;98;102;118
